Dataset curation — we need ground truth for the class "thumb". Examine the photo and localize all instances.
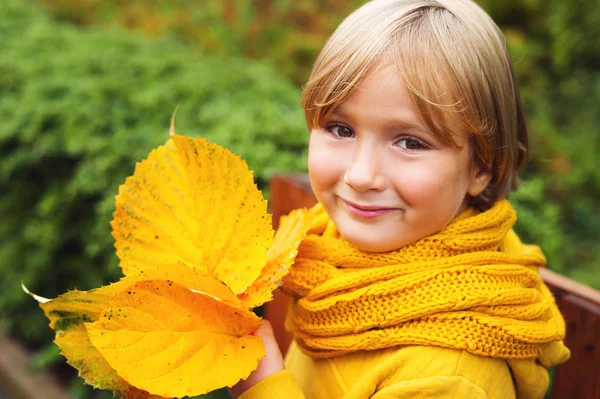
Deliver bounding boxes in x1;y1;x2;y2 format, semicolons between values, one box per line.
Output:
253;320;284;370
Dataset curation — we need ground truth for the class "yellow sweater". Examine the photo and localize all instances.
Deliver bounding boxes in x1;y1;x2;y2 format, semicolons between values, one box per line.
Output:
239;339;553;399
240;201;568;398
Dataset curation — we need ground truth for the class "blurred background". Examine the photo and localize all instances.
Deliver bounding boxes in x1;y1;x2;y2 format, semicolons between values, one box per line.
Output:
0;0;598;398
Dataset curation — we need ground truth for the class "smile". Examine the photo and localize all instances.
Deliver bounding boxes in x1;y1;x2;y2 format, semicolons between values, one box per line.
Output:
341;199;400;219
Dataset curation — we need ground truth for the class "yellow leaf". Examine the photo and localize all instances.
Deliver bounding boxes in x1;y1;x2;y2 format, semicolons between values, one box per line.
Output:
139;262;241;307
29;133;316;397
240;208;312;308
26;262;236;397
36;288;118;333
112;135;273;294
31;262;237;333
24;285;163;397
56;326;166;399
87;280;265;397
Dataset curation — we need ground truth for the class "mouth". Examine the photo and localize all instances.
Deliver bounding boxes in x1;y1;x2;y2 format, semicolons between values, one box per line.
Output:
341;198;400;219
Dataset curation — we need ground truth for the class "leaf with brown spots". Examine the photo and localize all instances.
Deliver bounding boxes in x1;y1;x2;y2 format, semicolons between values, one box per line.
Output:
28;132;313;398
87;279;264;398
24;285;166;398
112;135;273;294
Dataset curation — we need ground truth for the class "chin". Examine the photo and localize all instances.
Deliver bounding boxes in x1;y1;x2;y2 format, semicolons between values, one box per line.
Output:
339;231;399;253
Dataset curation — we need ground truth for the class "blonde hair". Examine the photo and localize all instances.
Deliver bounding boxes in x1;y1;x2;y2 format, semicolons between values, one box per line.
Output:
302;0;528;210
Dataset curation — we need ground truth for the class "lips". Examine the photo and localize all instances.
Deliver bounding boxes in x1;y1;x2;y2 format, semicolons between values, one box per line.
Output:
341;198;400;219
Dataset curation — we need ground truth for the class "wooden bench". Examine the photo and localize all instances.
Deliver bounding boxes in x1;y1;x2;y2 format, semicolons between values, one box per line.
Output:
266;174;600;399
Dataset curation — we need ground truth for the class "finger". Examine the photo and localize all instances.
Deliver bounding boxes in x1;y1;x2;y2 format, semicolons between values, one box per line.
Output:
228;320;285;398
255;320;284;367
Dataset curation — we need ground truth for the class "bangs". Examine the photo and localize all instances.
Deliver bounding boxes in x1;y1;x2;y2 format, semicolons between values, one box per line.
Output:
391;8;490;152
302;56;375;132
302;4;493;154
301;2;400;132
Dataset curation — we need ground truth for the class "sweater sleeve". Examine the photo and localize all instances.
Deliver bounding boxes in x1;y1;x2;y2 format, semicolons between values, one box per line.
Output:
238;369;305;399
370;376;488;399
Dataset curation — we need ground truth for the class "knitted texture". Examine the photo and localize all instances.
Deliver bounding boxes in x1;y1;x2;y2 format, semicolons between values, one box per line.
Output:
281;200;569;364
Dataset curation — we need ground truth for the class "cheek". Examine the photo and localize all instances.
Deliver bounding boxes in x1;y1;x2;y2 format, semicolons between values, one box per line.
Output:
308;134;344;191
392;157;469;204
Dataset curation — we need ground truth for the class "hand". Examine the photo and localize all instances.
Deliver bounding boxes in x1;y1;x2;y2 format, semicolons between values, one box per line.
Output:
228;320;285;398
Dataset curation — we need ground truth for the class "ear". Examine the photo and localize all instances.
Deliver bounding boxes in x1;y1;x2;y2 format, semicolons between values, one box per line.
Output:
467;167;493;197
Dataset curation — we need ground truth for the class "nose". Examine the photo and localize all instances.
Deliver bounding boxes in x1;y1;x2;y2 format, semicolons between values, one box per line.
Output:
343;141;387;192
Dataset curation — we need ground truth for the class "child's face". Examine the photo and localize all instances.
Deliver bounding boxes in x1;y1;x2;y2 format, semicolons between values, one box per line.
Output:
308;61;491;252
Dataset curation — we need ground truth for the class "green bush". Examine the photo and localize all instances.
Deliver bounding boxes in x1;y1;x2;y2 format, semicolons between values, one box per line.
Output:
0;0;306;367
36;0;368;84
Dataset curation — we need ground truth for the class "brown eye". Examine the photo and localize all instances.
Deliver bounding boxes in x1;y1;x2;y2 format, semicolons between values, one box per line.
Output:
328;124;354;138
397;138;427;151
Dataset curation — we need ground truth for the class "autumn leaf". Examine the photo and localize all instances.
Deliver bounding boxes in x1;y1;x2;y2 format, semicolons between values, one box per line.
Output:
139;261;242;307
23;285;164;398
25;262;243;397
32;262;239;334
112;134;273;294
56;326;165;399
29;130;311;398
87;279;264;398
240;208;312;309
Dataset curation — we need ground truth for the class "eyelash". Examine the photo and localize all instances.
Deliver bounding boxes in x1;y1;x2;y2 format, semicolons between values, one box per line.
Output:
325;123;354;138
324;123;431;152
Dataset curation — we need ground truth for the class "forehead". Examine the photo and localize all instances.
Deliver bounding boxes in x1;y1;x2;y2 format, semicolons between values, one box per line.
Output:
330;62;428;130
343;62;412;109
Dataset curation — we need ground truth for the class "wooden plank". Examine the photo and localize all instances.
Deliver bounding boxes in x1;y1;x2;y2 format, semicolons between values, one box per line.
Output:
0;333;72;399
539;267;600;306
552;294;600;399
267;174;318;354
270;174;316;230
262;289;294;356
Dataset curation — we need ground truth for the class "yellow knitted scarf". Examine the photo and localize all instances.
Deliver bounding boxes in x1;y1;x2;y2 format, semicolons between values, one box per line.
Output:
281;200;570;366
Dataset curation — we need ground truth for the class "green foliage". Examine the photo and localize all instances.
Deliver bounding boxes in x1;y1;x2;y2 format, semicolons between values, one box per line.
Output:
36;0;367;84
481;0;600;287
0;0;307;355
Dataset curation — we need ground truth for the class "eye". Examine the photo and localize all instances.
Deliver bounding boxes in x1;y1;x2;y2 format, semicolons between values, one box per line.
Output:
326;124;355;138
396;137;429;151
